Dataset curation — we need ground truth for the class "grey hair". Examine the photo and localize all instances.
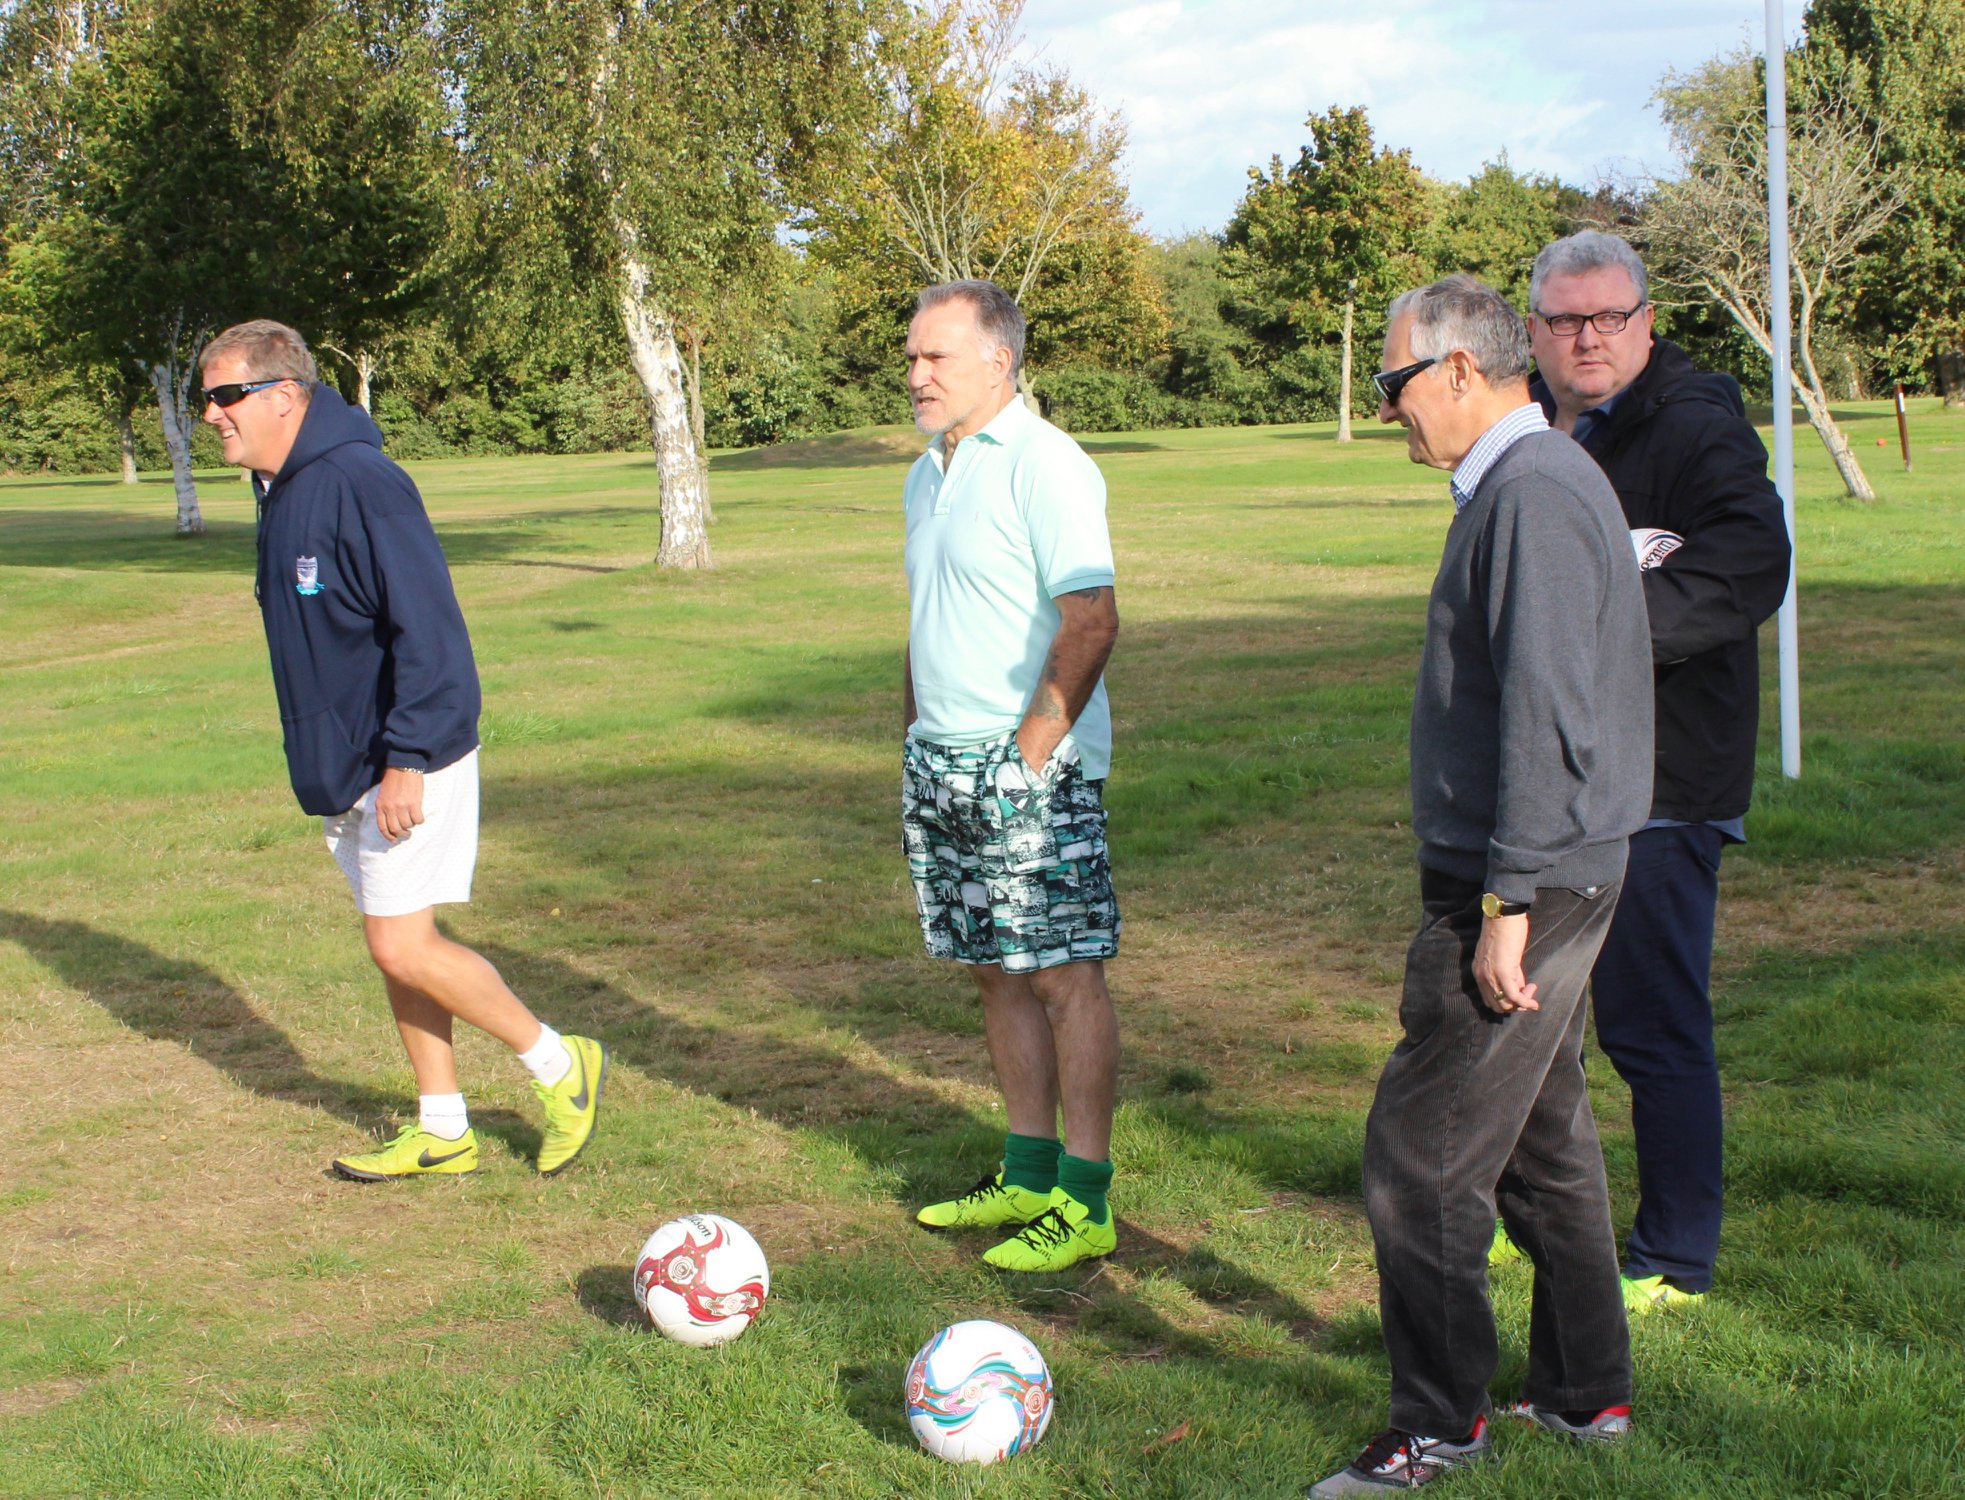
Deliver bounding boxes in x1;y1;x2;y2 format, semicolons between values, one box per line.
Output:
1386;274;1531;384
203;319;320;388
1529;230;1649;311
915;279;1027;377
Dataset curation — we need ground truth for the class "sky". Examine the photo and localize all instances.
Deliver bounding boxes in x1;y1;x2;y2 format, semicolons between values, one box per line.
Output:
1018;1;1808;237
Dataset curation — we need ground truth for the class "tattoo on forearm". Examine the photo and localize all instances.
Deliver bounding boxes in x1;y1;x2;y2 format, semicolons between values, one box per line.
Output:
1065;586;1109;602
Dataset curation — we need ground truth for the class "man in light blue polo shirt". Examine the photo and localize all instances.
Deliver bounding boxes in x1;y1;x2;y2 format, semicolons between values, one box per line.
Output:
899;279;1123;1274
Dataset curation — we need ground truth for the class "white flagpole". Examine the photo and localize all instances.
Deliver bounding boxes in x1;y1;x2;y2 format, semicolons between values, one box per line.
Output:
1767;0;1801;778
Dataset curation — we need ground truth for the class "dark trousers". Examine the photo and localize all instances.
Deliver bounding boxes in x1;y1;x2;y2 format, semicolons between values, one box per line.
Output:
1591;823;1726;1292
1364;870;1632;1435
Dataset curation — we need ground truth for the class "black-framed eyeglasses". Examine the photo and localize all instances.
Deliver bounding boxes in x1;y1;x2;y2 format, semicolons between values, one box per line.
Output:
201;377;287;409
1373;357;1437;405
1535;303;1648;338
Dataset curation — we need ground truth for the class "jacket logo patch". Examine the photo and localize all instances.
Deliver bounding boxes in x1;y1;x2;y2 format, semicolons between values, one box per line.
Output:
295;555;322;596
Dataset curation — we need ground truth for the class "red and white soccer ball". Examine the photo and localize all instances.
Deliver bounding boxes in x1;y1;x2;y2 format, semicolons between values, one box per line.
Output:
904;1318;1054;1464
632;1213;769;1347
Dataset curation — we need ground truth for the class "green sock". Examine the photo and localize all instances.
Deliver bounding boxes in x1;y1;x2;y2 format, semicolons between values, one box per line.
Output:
1057;1153;1114;1224
1000;1133;1062;1196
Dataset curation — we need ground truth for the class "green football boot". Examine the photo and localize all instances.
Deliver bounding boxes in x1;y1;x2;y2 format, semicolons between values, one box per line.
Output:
532;1033;607;1176
982;1186;1116;1272
1622;1273;1705;1315
1488;1219;1524;1268
332;1123;478;1181
916;1172;1054;1231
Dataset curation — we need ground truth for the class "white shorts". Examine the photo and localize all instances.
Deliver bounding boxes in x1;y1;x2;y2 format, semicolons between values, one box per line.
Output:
323;750;480;917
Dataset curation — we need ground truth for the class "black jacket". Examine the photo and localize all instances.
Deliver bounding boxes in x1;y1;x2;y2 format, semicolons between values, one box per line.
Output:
254;385;480;816
1532;339;1791;823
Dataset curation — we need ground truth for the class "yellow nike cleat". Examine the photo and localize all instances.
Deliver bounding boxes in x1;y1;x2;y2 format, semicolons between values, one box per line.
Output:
332;1123;478;1181
532;1034;607;1176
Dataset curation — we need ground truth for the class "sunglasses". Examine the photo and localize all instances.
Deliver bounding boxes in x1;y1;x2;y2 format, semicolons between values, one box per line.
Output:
1373;357;1438;405
201;377;288;409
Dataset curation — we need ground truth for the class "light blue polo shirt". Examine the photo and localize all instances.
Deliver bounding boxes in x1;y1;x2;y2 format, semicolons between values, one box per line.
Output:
904;396;1116;778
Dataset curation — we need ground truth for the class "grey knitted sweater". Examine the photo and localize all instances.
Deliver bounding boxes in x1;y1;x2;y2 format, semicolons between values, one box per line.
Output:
1410;428;1654;903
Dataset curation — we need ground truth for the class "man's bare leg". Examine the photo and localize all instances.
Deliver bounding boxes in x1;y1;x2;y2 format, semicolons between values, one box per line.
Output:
973;963;1061;1139
383;975;461;1097
362;908;543;1055
1028;958;1118;1162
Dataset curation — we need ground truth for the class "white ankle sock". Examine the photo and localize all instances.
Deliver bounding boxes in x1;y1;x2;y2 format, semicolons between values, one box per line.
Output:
419;1093;470;1140
517;1024;572;1086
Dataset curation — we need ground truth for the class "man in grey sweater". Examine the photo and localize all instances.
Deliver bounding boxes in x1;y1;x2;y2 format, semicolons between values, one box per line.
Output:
1311;276;1654;1497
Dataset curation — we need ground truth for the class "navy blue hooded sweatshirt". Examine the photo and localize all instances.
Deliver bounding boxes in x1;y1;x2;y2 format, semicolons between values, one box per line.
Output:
253;384;480;816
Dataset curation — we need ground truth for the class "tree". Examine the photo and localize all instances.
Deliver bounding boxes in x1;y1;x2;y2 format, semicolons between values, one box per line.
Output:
1221;105;1428;437
814;0;1153;400
2;0;451;529
1645;50;1899;499
1803;0;1965;402
1426;156;1578;308
444;1;893;569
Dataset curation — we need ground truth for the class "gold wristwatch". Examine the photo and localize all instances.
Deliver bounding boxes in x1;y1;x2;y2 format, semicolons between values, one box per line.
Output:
1481;893;1532;919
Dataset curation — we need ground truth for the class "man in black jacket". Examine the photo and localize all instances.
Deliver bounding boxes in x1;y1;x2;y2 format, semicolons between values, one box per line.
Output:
202;320;606;1182
1525;232;1792;1310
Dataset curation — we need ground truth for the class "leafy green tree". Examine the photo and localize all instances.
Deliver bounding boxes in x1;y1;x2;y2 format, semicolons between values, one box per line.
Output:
813;0;1162;402
1802;0;1965;401
1221;105;1429;436
1426;156;1577;308
442;0;894;568
2;0;451;528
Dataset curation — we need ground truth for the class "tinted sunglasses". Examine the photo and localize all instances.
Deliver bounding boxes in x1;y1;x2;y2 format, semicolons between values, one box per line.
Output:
201;377;288;409
1373;356;1438;405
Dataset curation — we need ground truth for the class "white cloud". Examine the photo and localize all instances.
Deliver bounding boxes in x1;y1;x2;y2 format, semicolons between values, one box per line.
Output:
1019;0;1806;235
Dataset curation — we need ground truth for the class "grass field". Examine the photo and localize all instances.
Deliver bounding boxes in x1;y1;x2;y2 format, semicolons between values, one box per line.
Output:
2;401;1961;1498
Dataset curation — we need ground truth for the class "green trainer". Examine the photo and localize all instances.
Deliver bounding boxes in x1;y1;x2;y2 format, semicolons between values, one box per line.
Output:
1489;1219;1524;1268
916;1172;1053;1231
1622;1273;1705;1315
533;1034;607;1176
332;1123;478;1181
982;1186;1116;1273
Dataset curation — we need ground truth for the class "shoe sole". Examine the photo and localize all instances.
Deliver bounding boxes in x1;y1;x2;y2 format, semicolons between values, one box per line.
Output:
916;1213;1040;1232
1509;1405;1631;1442
331;1161;478;1182
983;1241;1116;1273
539;1043;608;1177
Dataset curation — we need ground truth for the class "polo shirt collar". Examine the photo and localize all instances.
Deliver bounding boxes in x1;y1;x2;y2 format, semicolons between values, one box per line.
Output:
931;390;1028;466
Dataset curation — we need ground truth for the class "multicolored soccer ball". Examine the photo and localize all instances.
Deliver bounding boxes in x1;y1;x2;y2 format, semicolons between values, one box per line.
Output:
904;1319;1053;1464
632;1213;769;1347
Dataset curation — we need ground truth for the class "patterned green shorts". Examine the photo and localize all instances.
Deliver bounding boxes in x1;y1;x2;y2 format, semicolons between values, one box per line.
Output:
901;732;1121;974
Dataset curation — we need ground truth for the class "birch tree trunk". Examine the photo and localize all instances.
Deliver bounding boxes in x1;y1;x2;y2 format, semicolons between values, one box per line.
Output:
682;327;712;521
1792;379;1876;501
118;404;139;484
617;245;711;569
1336;297;1355;443
146;359;202;534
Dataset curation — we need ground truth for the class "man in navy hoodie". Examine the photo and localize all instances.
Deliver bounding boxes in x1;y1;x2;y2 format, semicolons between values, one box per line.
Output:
202;320;606;1180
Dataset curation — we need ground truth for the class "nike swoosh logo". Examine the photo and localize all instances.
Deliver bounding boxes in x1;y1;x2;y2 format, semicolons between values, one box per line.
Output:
417;1146;472;1167
567;1050;589;1111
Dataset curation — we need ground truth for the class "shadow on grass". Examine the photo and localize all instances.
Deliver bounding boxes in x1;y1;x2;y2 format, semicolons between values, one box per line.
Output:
574;1264;647;1329
1270;427;1411;445
0;506;640;576
712;430;920;473
1075;438;1167;454
0;909;394;1130
0;517;257;572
